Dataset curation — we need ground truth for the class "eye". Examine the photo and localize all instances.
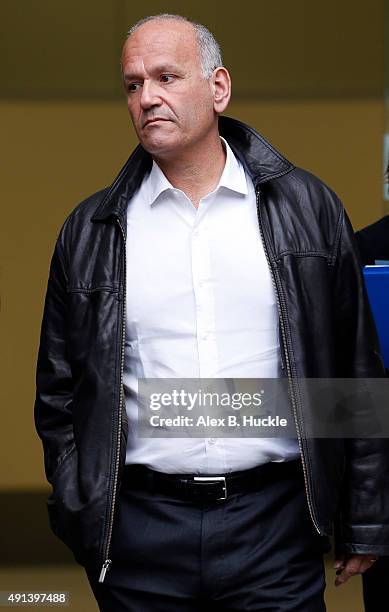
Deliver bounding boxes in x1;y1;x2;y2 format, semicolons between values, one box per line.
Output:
127;82;141;93
160;74;174;83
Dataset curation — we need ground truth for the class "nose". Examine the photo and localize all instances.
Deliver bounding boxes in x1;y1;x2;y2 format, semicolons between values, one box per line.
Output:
139;79;162;111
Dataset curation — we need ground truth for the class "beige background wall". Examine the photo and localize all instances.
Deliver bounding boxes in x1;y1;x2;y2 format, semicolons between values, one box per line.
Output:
0;0;386;491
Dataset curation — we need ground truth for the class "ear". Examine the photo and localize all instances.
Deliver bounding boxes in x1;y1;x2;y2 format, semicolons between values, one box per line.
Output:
211;67;231;113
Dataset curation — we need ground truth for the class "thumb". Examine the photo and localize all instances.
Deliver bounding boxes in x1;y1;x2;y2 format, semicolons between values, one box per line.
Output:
334;558;345;570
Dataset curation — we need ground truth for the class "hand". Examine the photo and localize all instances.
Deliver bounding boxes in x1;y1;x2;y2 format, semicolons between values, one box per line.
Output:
334;554;379;587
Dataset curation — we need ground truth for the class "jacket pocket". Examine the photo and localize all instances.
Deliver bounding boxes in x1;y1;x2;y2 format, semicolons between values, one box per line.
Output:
45;442;85;561
45;442;102;567
50;442;76;485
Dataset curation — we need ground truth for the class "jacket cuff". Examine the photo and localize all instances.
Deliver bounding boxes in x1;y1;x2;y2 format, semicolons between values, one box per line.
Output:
336;525;389;557
342;543;389;556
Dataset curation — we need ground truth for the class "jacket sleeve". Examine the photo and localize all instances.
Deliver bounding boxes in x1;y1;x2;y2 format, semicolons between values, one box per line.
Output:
332;207;389;556
34;235;75;486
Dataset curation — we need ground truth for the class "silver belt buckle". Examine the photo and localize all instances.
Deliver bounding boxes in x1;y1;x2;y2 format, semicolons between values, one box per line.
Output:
193;476;227;500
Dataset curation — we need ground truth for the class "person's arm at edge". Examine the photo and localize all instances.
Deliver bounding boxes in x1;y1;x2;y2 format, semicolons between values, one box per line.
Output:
34;226;75;487
331;207;389;586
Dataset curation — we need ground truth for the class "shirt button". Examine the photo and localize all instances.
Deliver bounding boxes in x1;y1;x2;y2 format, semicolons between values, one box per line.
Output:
208;438;216;445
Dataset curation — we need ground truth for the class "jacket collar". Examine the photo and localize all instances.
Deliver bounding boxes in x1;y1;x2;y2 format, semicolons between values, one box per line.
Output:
91;115;294;222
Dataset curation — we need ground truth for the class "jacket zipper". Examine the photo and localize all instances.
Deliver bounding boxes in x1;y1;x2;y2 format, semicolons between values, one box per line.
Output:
98;217;127;583
255;187;321;535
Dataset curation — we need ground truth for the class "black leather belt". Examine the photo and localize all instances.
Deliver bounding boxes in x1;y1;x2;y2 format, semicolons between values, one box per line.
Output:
120;459;302;503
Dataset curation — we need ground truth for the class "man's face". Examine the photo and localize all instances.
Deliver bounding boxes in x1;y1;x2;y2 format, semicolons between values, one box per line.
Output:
121;20;218;159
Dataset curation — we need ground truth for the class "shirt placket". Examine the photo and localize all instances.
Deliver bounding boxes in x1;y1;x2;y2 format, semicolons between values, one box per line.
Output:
191;211;226;469
191;217;217;378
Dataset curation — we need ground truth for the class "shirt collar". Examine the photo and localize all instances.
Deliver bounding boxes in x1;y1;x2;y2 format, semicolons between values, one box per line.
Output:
217;136;248;196
147;136;248;207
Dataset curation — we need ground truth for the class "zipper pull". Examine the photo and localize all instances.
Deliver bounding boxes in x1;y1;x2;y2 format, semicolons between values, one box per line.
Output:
98;559;112;583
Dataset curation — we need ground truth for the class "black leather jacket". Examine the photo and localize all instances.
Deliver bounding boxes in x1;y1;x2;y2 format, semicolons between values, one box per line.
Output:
34;116;389;581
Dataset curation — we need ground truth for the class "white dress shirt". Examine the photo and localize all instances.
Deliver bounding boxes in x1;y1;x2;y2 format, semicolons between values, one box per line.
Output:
124;137;300;473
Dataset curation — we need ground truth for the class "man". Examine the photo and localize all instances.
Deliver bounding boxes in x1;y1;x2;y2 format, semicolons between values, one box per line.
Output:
354;168;389;612
34;13;389;611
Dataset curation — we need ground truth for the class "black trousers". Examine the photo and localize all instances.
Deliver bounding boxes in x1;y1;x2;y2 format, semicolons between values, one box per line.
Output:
86;460;330;611
362;557;389;612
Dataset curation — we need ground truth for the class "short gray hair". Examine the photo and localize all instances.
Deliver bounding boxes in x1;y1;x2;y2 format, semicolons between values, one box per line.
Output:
126;14;223;79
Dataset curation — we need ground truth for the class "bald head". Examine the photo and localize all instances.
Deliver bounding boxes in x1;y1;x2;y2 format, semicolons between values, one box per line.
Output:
124;13;223;79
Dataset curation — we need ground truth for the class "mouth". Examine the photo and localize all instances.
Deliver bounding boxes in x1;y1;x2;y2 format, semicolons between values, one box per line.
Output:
143;118;170;128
